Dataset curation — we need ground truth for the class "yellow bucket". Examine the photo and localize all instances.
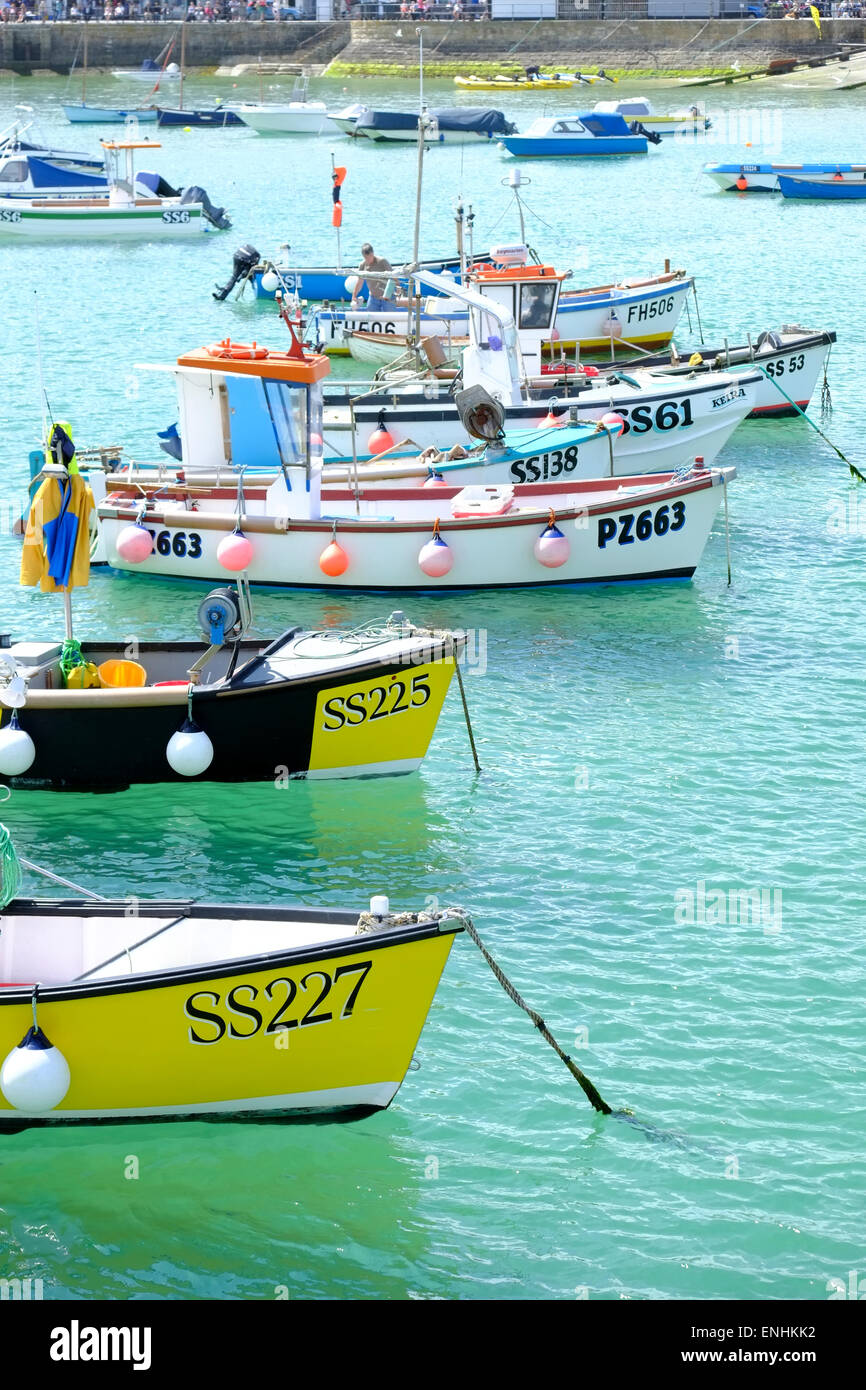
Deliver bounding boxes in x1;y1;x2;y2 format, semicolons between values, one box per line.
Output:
97;659;147;689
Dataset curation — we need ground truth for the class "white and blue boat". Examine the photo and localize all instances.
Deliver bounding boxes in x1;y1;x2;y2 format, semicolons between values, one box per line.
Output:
704;162;866;192
500;112;649;158
778;172;866;200
0;146;113;200
64;104;158;125
226;252;492;303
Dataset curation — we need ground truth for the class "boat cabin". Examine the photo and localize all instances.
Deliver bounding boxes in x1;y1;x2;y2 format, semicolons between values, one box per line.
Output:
140;337;331;516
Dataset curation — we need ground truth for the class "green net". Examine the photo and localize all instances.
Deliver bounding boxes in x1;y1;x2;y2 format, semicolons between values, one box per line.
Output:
60;639;85;680
0;821;22;910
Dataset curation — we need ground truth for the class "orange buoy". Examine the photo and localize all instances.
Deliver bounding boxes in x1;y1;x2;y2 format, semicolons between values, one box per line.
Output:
319;540;349;577
735;176;748;191
368;426;395;455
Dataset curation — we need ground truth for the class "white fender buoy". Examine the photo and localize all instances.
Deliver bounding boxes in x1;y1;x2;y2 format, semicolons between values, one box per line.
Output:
604;314;623;340
166;718;214;777
261;269;280;294
344;275;360;297
0;1025;70;1113
0;711;36;776
418;533;453;577
534;520;570;569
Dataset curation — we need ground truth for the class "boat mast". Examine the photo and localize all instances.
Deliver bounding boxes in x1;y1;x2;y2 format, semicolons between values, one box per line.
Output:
179;19;186;112
82;22;87;106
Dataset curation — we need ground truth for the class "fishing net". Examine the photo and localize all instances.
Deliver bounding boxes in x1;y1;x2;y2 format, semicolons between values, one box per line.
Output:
0;821;22;910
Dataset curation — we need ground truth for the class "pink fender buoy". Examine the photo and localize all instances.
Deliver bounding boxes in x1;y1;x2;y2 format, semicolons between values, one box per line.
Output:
418;526;453;577
423;472;450;488
600;411;626;438
367;426;395;456
217;531;254;572
605;315;623;340
534;517;570;569
115;524;154;564
319;539;349;577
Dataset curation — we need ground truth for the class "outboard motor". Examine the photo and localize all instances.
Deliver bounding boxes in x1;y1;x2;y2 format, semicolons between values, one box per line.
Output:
213;242;260;302
629;121;662;146
180;184;231;231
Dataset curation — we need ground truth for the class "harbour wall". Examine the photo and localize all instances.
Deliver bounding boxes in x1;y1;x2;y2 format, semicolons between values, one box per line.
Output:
2;19;866;77
337;18;866;71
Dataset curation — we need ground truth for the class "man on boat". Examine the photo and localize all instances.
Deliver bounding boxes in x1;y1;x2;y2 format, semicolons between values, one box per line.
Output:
352;243;396;313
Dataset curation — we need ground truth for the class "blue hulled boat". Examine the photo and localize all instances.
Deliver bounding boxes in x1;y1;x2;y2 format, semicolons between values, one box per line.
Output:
778;173;866;200
500;111;648;157
157;107;246;128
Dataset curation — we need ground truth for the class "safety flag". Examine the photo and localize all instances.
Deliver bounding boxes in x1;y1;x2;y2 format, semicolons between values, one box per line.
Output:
810;5;822;36
332;164;346;228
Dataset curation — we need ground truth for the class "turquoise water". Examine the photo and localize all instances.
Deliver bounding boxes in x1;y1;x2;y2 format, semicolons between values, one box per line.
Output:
1;71;865;1301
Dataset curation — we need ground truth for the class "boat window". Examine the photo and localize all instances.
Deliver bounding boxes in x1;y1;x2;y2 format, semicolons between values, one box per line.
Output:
0;160;28;183
519;282;557;330
225;375;307;470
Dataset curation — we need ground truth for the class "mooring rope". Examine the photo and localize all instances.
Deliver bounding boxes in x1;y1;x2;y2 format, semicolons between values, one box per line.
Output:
358;906;613;1114
752;363;864;481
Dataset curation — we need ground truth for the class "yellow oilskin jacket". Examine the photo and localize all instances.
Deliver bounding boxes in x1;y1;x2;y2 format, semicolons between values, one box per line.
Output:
20;474;95;594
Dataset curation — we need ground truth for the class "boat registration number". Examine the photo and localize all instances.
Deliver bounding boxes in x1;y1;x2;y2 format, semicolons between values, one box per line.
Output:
764;354;806;378
184;961;373;1044
322;673;431;730
143;529;203;559
626;295;676;323
0;209;22;223
162;209;191;224
598;501;685;549
615;398;693;436
510;446;580;482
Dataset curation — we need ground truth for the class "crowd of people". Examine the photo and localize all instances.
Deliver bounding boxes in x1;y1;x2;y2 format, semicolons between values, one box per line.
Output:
0;2;302;18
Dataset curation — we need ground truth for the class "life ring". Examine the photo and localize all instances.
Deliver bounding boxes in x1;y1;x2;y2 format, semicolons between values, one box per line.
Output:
206;340;269;361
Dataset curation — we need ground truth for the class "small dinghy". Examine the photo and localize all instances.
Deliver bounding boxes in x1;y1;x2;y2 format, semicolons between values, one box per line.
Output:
157;107;246;129
777;172;866;200
0;890;465;1128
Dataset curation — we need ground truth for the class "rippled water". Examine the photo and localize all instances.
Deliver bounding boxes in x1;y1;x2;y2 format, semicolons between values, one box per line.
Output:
0;71;864;1301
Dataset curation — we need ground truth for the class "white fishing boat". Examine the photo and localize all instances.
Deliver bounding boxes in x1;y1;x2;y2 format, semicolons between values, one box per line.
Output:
0;140;230;239
238;76;339;135
592;97;710;136
87;320;733;591
312;251;693;355
112;61;181;83
316;261;759;467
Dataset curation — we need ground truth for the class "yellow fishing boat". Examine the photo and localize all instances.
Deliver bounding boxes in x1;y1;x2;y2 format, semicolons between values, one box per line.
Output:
454;71;615;92
0;895;464;1129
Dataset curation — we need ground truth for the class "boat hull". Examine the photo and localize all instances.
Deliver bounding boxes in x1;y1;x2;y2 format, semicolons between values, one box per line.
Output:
314;276;691;353
63;105;159;124
98;470;731;591
239;105;337;135
0;906;459;1128
704;162;866;192
0;200;207;238
2;636;457;788
501;135;647;156
778;175;866;200
252;253;473;302
157;108;245;127
321;372;759;466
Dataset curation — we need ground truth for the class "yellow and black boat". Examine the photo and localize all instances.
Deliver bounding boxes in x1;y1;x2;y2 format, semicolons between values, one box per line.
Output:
0;594;462;789
454;70;615;92
0;896;464;1129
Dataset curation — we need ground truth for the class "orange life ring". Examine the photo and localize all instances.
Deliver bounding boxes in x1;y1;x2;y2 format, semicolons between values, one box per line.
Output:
205;339;269;361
